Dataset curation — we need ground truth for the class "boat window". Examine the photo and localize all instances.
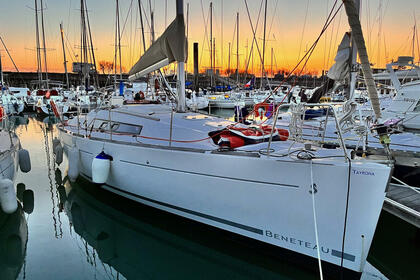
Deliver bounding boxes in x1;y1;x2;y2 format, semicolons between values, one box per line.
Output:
112;123;142;135
98;122;108;131
414;101;420;112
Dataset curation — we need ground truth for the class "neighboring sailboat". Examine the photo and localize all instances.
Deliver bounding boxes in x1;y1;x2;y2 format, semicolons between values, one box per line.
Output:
0;111;31;215
58;1;392;278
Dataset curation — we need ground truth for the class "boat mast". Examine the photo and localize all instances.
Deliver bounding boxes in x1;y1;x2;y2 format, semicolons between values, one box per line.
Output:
59;23;70;89
261;0;268;89
0;49;3;94
210;2;213;87
236;12;239;84
271;47;273;81
80;0;89;87
34;0;42;89
85;0;99;88
186;2;189;73
221;0;223;78
137;0;147;53
113;0;118;90
116;0;122;80
228;42;231;74
149;0;155;43
176;0;186;112
40;0;49;89
348;0;360;100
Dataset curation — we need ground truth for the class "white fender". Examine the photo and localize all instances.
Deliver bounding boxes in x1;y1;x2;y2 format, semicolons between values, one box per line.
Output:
55;145;63;165
68;146;80;182
0;179;18;214
18;149;31;173
92;152;112;184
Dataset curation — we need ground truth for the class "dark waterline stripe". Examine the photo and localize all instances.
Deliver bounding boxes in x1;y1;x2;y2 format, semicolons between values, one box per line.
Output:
331;249;355;262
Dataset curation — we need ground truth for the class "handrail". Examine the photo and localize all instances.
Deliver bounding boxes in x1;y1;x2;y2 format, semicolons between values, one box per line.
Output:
288;102;349;160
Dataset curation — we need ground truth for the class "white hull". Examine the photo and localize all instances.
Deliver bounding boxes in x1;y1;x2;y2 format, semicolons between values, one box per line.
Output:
60;127;390;274
0;102;24;115
0;132;19;182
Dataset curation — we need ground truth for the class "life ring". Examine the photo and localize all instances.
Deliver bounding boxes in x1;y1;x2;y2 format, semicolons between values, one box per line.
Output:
50;100;60;119
254;102;270;119
139;91;145;99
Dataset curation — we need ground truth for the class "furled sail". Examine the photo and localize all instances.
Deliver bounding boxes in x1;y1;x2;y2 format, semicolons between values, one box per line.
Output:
128;15;187;81
327;33;351;82
308;33;351;103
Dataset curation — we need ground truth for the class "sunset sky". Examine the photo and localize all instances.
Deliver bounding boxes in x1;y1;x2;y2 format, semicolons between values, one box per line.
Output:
0;0;419;76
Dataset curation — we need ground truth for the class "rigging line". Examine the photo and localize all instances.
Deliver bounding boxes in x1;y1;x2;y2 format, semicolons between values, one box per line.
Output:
63;28;77;61
332;7;343;62
325;3;338;71
230;13;237;63
267;1;342;97
139;1;151;48
242;0;264;82
0;36;25;83
199;1;211;68
310;160;324;280
297;0;310;63
249;1;343;117
322;0;330;78
340;157;352;280
266;0;279;42
120;0;134;40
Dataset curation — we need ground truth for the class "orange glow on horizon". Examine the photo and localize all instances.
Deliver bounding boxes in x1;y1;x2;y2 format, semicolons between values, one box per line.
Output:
0;0;418;78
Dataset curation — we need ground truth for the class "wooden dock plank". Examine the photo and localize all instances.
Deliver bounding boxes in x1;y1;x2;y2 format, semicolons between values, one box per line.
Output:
385;184;420;228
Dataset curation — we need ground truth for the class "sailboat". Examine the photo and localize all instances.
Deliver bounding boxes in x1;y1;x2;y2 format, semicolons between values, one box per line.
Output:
58;1;392;278
0;110;31;215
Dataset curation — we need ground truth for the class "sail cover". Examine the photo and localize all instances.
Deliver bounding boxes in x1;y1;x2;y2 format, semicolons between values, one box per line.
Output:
129;15;187;81
327;33;351;82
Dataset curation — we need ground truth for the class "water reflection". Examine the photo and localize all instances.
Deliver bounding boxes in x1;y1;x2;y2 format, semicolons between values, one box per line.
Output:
40;122;63;238
0;203;28;280
62;178;318;280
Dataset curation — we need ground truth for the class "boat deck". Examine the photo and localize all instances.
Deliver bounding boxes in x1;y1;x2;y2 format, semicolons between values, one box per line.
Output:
384;183;420;228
